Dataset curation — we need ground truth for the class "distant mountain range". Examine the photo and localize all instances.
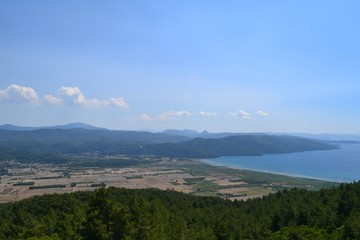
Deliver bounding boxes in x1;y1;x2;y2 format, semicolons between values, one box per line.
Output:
290;133;360;141
0;124;339;162
137;134;337;158
164;129;360;142
0;122;105;131
0;123;242;139
162;129;243;139
2;123;360;142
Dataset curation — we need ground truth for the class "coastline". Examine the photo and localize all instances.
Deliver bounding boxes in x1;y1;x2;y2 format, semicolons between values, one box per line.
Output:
201;159;345;183
185;159;339;191
199;143;360;184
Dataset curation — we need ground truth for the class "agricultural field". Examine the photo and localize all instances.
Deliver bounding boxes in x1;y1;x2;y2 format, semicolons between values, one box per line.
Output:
0;156;338;203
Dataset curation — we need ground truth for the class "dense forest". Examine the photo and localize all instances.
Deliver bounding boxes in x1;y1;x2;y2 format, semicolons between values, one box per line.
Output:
1;181;360;239
0;129;336;162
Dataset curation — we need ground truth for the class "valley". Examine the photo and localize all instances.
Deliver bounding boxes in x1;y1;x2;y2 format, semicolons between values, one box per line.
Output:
0;154;337;203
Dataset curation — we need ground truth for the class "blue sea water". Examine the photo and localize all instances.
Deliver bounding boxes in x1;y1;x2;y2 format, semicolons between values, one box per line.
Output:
203;143;360;183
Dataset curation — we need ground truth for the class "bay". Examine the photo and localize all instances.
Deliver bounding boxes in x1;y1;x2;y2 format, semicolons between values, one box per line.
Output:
203;143;360;183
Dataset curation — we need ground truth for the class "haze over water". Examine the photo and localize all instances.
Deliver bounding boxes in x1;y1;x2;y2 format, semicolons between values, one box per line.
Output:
204;143;360;183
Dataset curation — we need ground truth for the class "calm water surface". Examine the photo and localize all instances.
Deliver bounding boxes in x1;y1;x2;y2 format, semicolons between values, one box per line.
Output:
203;143;360;182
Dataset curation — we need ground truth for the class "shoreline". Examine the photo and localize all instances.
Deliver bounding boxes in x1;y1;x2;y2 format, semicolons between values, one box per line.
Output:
199;142;360;184
201;159;345;183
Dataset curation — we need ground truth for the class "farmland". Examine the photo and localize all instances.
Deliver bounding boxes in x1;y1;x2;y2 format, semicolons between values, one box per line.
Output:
0;155;338;203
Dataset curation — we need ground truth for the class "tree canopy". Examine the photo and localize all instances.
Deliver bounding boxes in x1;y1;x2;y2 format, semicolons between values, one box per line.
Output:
1;181;360;239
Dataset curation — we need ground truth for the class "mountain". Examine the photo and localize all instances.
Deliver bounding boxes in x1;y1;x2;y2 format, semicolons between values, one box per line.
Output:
0;124;37;131
0;122;104;131
163;129;253;139
166;130;360;141
0;128;190;145
196;131;251;139
139;134;337;158
45;122;106;130
290;133;360;141
0;128;337;162
163;129;200;137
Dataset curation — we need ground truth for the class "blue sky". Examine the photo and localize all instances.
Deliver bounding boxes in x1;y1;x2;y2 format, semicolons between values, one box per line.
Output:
1;1;360;133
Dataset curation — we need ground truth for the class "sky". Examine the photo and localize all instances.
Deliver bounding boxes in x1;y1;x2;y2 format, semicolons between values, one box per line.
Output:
1;1;360;133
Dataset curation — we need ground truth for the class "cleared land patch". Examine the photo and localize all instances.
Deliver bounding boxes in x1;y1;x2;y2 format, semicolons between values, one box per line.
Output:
0;157;339;203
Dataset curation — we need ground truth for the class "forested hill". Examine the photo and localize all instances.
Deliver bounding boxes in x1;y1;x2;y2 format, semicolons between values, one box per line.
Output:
0;128;190;145
1;181;360;239
0;129;336;162
139;134;336;158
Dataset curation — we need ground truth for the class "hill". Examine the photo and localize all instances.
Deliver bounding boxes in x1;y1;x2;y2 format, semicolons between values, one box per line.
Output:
0;128;189;145
139;134;337;158
0;128;190;162
0;124;37;131
163;129;201;137
0;122;105;131
0;129;337;162
291;133;360;141
162;129;249;139
0;182;359;239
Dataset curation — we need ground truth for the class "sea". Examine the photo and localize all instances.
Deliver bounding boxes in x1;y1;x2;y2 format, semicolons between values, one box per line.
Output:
203;143;360;183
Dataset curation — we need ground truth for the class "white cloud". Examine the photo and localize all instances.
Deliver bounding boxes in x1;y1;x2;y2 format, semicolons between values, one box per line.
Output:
58;87;86;105
230;109;252;119
198;111;217;117
83;98;110;108
158;110;192;120
0;90;7;99
55;86;128;109
138;113;153;122
257;110;269;117
0;84;39;104
44;94;64;105
110;97;129;109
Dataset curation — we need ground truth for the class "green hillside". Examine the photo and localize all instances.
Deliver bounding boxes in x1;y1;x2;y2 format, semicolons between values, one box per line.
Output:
0;129;337;163
140;135;336;158
1;182;360;239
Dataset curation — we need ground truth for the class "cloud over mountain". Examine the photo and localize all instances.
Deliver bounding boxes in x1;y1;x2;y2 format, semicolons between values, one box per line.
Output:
230;109;269;119
230;109;252;119
110;97;128;109
46;86;128;109
138;113;153;122
138;111;218;122
44;94;64;105
158;110;192;120
198;111;217;117
0;84;39;104
257;111;269;117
